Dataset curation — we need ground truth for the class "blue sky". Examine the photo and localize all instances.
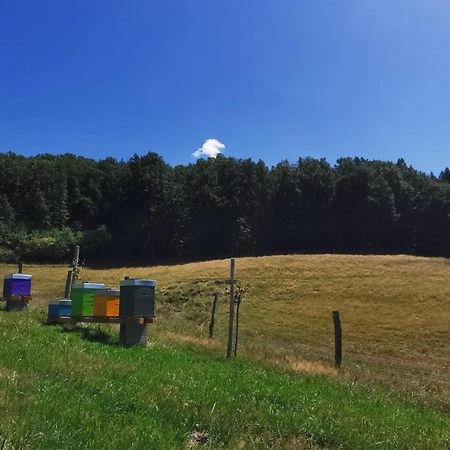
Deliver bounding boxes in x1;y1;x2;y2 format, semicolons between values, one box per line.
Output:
1;0;449;173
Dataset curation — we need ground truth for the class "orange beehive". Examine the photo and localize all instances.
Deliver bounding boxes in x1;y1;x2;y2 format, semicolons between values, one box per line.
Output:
93;289;120;317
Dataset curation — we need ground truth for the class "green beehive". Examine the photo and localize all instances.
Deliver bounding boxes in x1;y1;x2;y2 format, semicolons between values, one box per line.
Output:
119;279;156;317
71;282;105;316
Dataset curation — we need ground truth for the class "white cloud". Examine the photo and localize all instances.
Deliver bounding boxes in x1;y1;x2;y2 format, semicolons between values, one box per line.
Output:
192;138;225;158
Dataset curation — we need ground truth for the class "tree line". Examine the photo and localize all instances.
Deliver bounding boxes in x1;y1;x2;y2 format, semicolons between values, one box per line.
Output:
0;151;449;263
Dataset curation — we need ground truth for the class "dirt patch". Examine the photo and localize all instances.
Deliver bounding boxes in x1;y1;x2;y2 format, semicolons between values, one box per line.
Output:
187;430;208;448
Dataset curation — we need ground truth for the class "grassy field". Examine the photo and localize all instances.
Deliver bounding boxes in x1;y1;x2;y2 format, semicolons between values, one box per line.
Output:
0;254;449;448
0;312;449;449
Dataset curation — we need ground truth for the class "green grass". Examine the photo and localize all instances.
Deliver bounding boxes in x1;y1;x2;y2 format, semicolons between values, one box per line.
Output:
0;310;449;449
1;255;450;448
5;254;447;406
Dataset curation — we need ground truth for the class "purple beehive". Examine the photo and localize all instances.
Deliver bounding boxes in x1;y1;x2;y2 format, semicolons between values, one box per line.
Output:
3;274;32;297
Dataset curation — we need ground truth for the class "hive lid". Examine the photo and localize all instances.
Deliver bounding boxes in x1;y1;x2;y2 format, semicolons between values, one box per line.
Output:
96;288;120;296
73;282;105;289
120;279;156;287
4;274;32;280
49;298;71;305
59;298;72;305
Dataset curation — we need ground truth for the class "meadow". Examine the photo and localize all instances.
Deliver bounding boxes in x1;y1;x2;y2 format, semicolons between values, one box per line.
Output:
0;254;449;448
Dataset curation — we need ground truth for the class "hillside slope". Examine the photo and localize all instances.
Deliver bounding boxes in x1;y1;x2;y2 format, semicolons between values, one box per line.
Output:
1;254;450;407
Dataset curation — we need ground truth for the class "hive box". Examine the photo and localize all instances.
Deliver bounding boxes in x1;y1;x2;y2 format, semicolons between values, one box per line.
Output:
93;289;120;317
119;279;156;317
71;282;105;316
3;274;32;297
48;299;71;317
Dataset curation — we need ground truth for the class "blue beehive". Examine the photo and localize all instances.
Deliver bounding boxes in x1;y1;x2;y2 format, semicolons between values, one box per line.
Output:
3;274;32;297
48;299;71;317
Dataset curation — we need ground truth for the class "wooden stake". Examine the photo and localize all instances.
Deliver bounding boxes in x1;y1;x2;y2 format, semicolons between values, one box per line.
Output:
18;261;23;274
234;294;241;357
73;245;80;282
64;270;73;298
209;292;219;338
226;258;236;358
333;310;342;368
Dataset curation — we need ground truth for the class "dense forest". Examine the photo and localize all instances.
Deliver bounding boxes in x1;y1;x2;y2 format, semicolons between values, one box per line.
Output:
0;151;449;264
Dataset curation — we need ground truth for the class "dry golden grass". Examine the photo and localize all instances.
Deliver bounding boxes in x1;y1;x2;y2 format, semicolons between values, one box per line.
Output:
164;331;219;348
2;254;450;407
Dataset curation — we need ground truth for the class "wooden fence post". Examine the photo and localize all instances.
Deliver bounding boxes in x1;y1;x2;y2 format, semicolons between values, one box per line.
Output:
226;258;236;358
333;310;342;368
73;245;80;281
18;261;23;274
234;293;241;357
64;270;74;298
209;292;219;338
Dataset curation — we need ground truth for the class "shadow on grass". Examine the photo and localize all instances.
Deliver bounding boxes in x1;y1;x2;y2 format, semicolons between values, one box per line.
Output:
47;322;119;346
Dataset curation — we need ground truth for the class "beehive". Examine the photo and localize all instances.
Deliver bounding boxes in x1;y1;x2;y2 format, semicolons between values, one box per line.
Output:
71;282;105;316
93;289;120;317
3;274;32;297
119;279;156;317
48;299;71;317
